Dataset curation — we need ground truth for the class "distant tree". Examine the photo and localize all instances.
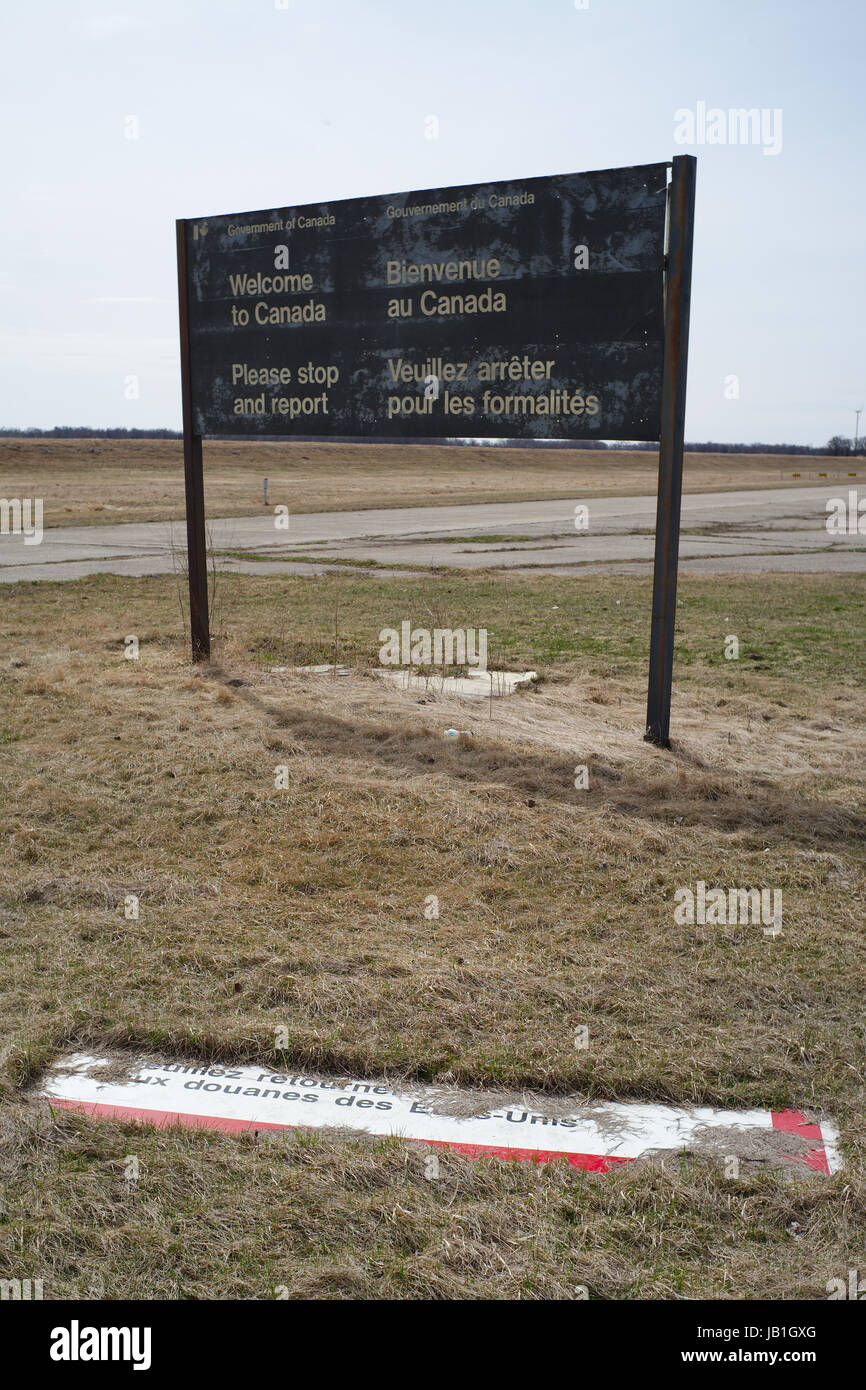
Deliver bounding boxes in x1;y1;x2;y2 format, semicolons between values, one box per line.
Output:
0;426;181;439
827;435;853;456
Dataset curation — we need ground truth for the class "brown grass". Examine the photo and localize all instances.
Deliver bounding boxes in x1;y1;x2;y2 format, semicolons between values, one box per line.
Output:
0;437;852;527
2;1109;863;1300
0;567;863;1299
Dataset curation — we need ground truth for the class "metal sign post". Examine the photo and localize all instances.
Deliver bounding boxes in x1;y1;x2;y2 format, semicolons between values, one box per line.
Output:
176;219;210;661
645;155;697;747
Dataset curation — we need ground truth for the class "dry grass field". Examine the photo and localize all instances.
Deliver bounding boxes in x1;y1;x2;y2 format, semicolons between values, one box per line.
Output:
1;564;864;1298
0;436;855;528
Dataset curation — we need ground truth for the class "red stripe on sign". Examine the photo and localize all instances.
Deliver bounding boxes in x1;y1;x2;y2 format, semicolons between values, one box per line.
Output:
423;1138;633;1172
48;1097;292;1135
770;1109;831;1174
47;1098;632;1169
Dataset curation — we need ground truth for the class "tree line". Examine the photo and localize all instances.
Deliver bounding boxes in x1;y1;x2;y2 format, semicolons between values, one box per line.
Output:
0;426;863;454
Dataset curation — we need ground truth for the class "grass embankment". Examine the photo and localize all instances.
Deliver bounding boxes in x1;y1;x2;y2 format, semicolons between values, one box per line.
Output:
1;436;854;526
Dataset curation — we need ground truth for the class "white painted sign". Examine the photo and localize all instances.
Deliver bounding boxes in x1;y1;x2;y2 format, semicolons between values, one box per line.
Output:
41;1053;840;1174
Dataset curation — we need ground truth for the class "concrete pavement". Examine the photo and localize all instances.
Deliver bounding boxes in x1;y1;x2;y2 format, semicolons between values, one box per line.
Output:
1;483;863;582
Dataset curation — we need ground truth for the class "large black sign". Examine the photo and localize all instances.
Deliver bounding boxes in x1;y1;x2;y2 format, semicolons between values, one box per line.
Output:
182;163;668;442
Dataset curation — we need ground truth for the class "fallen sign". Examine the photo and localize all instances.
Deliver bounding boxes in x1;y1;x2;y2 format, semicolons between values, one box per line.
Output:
40;1053;840;1175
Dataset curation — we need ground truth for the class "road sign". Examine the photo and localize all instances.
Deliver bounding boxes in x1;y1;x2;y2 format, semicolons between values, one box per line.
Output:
181;163;667;443
177;159;696;746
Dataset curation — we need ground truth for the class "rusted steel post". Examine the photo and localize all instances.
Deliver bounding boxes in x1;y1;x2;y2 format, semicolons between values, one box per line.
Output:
645;155;696;746
176;219;210;661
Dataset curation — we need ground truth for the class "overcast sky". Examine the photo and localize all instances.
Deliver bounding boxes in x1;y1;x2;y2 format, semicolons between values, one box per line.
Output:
1;0;863;444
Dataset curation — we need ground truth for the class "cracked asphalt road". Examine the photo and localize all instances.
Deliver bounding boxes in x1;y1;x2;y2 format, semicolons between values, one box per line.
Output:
1;483;863;581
